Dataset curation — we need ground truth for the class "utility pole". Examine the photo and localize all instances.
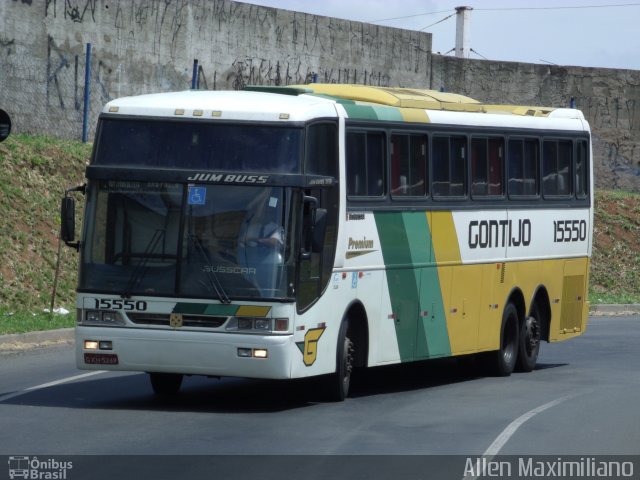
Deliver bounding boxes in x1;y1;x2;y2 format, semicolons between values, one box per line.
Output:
455;6;473;59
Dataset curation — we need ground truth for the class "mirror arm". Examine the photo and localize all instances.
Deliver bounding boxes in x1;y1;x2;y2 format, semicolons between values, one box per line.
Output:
65;184;86;196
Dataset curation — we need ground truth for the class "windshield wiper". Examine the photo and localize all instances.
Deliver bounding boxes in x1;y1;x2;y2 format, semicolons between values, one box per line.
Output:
123;229;165;298
188;234;231;304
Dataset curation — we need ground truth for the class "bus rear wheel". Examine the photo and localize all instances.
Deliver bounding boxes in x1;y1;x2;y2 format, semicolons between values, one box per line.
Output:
516;304;541;372
149;372;183;396
489;303;519;376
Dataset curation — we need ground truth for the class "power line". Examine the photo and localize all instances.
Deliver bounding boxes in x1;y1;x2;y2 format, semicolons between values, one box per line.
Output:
470;48;489;60
369;2;640;24
419;13;456;32
367;9;452;23
475;2;640;11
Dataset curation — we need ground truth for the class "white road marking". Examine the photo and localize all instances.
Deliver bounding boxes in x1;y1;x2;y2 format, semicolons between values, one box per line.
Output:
462;395;571;480
0;370;106;403
483;395;570;456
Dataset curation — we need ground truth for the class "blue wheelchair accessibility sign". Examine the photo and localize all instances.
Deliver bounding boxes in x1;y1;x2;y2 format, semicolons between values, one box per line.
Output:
188;186;207;205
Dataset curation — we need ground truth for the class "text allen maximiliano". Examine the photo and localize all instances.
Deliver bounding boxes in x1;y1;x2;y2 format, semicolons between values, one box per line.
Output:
464;457;634;478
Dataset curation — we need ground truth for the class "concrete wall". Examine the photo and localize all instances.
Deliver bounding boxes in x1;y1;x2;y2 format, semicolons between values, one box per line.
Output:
0;0;432;139
1;0;639;191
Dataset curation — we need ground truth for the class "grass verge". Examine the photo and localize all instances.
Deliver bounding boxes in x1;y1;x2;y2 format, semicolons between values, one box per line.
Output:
0;310;75;335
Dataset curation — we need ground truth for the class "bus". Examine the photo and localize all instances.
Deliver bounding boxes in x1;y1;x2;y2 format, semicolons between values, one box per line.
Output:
61;84;592;401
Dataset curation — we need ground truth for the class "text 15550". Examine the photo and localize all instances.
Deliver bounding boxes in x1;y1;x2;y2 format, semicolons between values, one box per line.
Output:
553;220;587;243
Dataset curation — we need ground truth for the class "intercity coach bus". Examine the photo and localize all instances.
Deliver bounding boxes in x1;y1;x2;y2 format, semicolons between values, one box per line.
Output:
61;84;592;401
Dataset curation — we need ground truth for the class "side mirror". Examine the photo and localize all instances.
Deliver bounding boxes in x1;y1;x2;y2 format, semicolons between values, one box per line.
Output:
0;109;11;143
60;184;85;250
60;197;76;245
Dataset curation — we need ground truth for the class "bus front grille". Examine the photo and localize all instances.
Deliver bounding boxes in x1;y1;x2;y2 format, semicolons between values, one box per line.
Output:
128;313;227;329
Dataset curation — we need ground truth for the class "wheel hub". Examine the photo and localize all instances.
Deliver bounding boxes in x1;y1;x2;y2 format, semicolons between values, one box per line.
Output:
525;316;540;353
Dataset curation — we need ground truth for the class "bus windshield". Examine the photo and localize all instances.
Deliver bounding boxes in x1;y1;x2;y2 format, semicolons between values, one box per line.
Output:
80;181;294;300
94;118;302;173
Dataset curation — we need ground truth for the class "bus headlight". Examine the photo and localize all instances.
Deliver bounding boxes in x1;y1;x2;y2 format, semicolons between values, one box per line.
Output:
81;310;125;326
225;317;290;334
254;319;271;331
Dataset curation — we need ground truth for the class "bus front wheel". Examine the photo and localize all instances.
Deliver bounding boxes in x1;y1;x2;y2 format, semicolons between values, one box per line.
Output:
329;319;354;401
149;372;183;396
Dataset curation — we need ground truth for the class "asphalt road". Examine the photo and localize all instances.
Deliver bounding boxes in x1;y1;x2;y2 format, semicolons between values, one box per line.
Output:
1;316;639;479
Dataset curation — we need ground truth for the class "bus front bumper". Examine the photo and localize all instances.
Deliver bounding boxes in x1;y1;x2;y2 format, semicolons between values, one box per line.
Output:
75;326;294;379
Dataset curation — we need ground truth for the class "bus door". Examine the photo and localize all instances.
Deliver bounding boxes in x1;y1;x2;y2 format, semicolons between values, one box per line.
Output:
416;211;451;359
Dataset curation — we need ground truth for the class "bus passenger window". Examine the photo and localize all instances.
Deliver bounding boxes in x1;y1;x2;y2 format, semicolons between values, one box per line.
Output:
432;135;467;198
391;134;427;197
472;137;504;197
508;139;538;197
306;123;338;178
346;131;385;197
543;139;572;197
523;140;538;195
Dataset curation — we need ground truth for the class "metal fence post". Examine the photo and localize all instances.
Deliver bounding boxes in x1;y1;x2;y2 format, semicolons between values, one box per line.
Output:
192;59;199;90
82;43;92;143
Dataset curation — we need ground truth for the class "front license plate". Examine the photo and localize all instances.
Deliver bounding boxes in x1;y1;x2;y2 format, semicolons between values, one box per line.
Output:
84;353;119;365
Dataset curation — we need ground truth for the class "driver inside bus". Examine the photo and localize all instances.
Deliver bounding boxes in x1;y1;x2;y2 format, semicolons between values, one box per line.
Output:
238;188;285;295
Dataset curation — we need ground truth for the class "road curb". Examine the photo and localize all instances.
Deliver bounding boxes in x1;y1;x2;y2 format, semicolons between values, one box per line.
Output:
589;304;640;316
0;328;74;347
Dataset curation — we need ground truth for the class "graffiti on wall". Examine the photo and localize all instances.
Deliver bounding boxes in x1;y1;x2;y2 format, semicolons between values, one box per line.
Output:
574;96;640;181
575;96;640;133
46;35;112;111
4;0;638;191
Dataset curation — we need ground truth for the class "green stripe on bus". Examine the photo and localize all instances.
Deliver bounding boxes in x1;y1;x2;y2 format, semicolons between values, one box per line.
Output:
341;103;379;120
374;211;451;361
402;212;431;265
403;212;451;358
371;105;404;122
374;212;419;361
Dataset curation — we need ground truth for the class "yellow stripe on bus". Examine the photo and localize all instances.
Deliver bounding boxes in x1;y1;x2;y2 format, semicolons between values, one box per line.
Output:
235;305;272;317
399;107;430;123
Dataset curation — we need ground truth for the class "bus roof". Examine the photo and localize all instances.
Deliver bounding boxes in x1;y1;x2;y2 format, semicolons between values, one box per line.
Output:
101;89;338;122
101;85;587;130
287;83;584;120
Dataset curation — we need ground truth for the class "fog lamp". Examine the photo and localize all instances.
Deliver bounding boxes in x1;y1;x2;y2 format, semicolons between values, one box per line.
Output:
253;349;268;358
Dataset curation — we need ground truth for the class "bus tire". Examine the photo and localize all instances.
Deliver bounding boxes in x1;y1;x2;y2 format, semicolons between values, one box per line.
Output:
490;303;519;376
516;304;541;372
149;372;183;396
329;319;354;401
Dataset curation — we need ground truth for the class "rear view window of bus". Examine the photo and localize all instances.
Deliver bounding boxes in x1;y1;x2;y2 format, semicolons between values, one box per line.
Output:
543;139;572;197
508;139;539;196
432;135;467;197
576;139;589;198
391;133;427;197
346;131;385;197
471;137;504;197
